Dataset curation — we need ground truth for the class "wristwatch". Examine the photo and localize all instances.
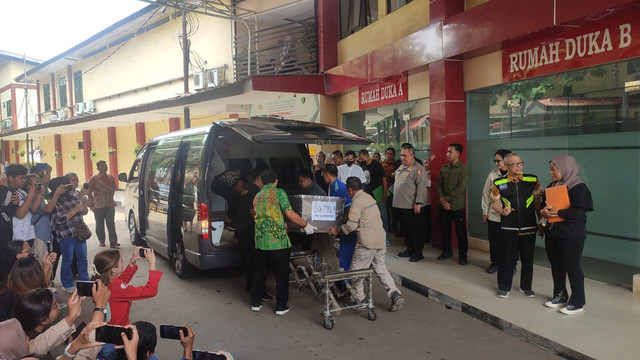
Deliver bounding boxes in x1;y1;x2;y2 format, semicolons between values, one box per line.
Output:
94;307;107;315
64;343;77;358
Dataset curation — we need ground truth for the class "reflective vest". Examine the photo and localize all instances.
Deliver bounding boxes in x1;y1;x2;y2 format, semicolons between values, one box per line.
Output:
493;174;538;231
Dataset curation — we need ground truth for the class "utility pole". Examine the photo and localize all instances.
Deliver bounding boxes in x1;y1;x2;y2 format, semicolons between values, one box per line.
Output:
182;10;191;129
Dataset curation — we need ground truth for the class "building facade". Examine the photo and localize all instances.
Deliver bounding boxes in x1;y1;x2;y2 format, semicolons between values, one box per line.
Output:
0;0;638;287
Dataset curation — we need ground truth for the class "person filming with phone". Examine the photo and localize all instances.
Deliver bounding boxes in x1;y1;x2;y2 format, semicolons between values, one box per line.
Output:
91;246;162;326
49;176;91;293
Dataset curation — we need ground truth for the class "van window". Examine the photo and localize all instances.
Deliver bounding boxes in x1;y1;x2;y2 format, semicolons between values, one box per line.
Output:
181;134;206;228
129;158;141;181
147;138;181;202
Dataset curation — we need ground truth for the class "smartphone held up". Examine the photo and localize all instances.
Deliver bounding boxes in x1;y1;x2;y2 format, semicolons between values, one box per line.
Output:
95;325;133;346
159;325;188;340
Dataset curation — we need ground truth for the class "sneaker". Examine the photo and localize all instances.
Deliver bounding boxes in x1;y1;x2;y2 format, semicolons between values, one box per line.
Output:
109;243;121;248
62;286;76;294
99;242;106;247
544;295;568;309
486;264;498;273
437;252;453;261
459;257;469;266
275;306;290;315
520;289;536;298
390;290;404;311
251;303;262;312
397;250;412;258
344;299;360;307
559;305;583;315
496;290;509;298
261;293;273;301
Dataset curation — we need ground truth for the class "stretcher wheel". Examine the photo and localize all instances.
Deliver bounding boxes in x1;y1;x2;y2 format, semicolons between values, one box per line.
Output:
367;308;377;321
324;317;335;330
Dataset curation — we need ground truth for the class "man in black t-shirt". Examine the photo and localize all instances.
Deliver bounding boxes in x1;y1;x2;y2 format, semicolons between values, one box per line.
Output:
358;149;390;242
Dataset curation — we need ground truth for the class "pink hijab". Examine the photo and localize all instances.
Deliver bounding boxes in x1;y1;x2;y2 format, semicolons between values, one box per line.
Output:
0;318;29;359
550;155;583;190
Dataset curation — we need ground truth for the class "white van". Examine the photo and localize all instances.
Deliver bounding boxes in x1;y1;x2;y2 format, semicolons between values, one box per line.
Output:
118;117;370;278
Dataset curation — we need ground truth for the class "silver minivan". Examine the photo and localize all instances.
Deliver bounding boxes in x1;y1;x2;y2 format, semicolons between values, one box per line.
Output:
118;117;370;278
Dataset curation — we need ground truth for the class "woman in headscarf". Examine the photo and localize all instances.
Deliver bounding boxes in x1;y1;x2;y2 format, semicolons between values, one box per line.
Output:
540;155;593;315
48;176;90;293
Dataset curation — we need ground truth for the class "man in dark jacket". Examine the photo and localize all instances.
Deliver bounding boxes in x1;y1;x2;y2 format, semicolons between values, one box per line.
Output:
298;169;326;196
491;153;542;299
236;165;270;296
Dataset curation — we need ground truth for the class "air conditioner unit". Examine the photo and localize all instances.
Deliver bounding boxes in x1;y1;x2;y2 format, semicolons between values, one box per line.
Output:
56;109;66;121
84;100;95;113
193;72;205;91
75;102;85;114
207;68;219;88
207;66;226;88
49;114;59;122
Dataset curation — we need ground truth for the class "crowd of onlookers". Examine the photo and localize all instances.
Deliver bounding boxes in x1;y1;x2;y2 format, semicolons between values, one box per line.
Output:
0;162;233;359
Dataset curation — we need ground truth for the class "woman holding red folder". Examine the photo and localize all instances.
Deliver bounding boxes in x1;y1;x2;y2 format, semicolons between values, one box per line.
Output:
540;155;593;315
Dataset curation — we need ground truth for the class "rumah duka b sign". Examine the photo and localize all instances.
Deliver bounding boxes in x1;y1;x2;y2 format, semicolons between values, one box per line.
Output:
503;13;638;82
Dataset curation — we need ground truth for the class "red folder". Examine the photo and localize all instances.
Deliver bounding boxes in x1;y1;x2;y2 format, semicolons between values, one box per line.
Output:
546;185;570;223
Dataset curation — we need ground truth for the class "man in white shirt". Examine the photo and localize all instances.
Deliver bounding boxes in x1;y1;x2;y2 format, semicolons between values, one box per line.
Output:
337;150;366;184
6;165;40;248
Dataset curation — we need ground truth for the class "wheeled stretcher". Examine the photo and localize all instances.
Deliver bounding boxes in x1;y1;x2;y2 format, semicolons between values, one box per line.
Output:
289;250;377;329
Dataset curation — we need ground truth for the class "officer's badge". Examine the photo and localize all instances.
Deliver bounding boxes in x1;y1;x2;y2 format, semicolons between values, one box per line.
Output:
499;184;508;190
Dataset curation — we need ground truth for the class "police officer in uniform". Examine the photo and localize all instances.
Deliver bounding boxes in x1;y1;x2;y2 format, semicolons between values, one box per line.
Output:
491;153;543;298
393;144;427;262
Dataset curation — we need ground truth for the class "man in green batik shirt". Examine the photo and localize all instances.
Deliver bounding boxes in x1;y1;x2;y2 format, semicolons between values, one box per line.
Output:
251;169;316;316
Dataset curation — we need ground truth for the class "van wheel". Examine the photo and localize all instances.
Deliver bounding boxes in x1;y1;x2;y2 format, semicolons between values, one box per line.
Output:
173;242;193;279
128;212;145;246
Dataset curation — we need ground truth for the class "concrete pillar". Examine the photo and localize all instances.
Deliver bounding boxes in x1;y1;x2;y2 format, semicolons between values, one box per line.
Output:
82;130;93;182
169;117;180;132
54;135;63;176
428;59;467;251
108;127;119;187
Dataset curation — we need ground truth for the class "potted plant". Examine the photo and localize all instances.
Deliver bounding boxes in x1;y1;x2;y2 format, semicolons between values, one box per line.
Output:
133;143;142;155
108;147;117;154
90;150;99;161
18;149;26;157
69;151;77;160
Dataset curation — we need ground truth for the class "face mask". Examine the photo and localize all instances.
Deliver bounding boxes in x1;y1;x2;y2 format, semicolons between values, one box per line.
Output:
358;160;366;166
345;160;354;166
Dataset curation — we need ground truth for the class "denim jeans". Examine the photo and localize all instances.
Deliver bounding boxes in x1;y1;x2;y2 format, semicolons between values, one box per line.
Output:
59;237;89;288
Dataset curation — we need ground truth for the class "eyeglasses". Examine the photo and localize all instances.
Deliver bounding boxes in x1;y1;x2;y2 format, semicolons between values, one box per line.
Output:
506;162;524;167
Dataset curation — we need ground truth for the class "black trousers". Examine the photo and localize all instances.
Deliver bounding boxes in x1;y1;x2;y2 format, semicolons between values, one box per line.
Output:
439;208;468;259
386;195;398;232
545;233;586;307
238;231;255;291
397;207;425;257
423;205;432;243
498;231;535;291
252;248;291;309
487;220;502;265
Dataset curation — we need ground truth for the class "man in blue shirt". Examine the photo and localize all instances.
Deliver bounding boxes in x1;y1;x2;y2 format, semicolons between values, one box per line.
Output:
322;164;355;272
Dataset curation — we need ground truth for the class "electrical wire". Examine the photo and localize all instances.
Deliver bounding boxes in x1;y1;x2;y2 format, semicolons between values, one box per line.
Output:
81;7;161;76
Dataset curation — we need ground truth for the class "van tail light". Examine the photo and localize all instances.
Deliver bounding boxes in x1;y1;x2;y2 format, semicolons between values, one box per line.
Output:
197;201;210;240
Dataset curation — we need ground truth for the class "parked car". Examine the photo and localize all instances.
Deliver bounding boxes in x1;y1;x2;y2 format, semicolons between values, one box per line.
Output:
119;117;370;278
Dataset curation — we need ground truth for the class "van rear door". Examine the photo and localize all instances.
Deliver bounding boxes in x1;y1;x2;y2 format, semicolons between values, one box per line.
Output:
215;117;371;145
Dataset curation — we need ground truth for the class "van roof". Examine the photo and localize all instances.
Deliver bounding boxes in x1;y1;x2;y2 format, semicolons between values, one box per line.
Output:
149;117;371;145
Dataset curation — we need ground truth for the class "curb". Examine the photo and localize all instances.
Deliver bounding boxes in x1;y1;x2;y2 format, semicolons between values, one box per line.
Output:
391;272;595;360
